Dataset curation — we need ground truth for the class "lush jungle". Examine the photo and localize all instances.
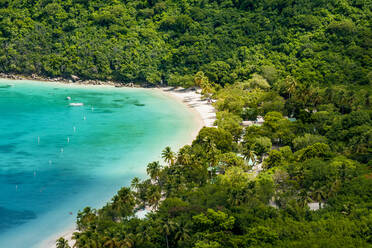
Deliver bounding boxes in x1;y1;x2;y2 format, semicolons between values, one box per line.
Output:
0;0;371;247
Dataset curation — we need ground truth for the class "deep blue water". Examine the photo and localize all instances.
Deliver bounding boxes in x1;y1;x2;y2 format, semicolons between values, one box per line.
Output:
0;79;197;247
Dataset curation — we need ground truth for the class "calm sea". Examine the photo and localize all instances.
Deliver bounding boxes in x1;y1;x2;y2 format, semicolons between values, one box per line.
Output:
0;79;197;247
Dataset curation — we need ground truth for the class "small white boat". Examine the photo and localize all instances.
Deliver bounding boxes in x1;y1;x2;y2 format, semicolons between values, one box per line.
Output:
69;102;84;106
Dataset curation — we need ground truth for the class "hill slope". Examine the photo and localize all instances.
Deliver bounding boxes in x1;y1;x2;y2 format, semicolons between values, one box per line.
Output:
0;0;371;86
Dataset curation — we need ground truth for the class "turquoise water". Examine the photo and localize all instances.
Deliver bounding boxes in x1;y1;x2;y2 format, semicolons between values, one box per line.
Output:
0;79;197;247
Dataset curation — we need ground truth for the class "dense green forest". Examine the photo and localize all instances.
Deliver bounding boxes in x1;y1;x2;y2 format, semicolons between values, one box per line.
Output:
1;0;371;247
1;0;371;86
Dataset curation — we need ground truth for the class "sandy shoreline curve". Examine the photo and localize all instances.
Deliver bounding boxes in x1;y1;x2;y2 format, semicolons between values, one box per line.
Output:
154;87;216;145
0;77;216;248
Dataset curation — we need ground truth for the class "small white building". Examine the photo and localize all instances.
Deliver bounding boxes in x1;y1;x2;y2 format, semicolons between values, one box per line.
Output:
241;116;265;127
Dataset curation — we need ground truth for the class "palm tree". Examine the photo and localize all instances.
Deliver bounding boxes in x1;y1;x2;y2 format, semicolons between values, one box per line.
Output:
174;223;191;242
162;220;177;248
297;189;312;208
111;187;135;218
177;146;193;166
242;148;257;167
146;185;162;209
203;136;219;167
162;146;176;166
56;237;70;248
122;233;135;248
102;236;121;248
286;76;298;99
130;177;140;191
147;161;162;183
194;71;209;88
73;232;98;248
307;86;322;109
310;184;327;209
327;180;341;198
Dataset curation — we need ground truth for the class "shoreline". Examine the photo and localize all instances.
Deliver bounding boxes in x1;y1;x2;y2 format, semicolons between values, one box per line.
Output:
154;87;216;144
0;77;216;143
0;73;149;88
0;77;216;248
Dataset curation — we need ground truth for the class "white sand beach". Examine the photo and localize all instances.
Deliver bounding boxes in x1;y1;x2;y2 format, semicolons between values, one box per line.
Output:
157;87;216;128
155;87;216;145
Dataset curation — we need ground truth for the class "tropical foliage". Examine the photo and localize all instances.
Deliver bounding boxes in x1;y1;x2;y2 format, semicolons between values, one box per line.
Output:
4;0;370;247
0;0;371;87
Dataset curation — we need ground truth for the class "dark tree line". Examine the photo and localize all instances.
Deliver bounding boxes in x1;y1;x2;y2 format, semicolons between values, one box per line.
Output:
0;0;371;87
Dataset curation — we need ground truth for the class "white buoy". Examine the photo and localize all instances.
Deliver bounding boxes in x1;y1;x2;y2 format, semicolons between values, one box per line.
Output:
91;106;94;111
73;126;76;132
83;116;86;120
61;148;64;153
37;136;40;145
49;160;52;165
67;137;70;143
66;96;71;100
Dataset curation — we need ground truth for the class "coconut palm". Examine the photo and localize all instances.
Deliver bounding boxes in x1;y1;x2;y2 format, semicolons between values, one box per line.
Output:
162;146;176;166
146;185;162;209
147;161;162;183
73;232;98;248
121;233;135;248
327;180;341;198
161;220;177;248
298;189;312;208
130;177;140;191
102;236;121;248
310;184;327;209
242;148;257;166
286;76;298;99
174;223;191;242
203;136;219;167
56;237;70;248
177;145;193;165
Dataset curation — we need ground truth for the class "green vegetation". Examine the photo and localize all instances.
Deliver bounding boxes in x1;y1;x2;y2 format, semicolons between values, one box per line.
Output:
1;0;370;247
0;0;371;87
67;72;371;246
66;94;371;246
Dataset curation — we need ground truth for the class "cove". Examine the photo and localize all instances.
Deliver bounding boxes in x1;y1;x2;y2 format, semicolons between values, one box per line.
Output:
0;79;199;247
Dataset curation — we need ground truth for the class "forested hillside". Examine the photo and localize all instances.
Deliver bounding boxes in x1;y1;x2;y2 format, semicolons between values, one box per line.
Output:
0;0;371;86
2;0;371;247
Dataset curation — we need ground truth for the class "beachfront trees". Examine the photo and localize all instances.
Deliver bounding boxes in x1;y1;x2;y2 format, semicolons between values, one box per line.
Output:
162;146;176;166
110;187;136;219
193;127;234;154
46;0;372;246
177;145;193;166
243;137;272;160
147;161;162;183
56;238;70;248
215;111;243;142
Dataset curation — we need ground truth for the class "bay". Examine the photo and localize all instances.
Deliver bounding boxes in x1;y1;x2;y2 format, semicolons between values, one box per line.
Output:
0;79;197;247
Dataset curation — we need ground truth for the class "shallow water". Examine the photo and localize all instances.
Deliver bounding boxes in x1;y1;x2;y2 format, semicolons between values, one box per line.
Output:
0;79;197;247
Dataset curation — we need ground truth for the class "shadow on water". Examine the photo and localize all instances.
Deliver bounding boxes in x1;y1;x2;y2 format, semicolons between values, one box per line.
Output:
0;144;17;153
0;207;36;232
0;85;12;89
93;109;115;114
